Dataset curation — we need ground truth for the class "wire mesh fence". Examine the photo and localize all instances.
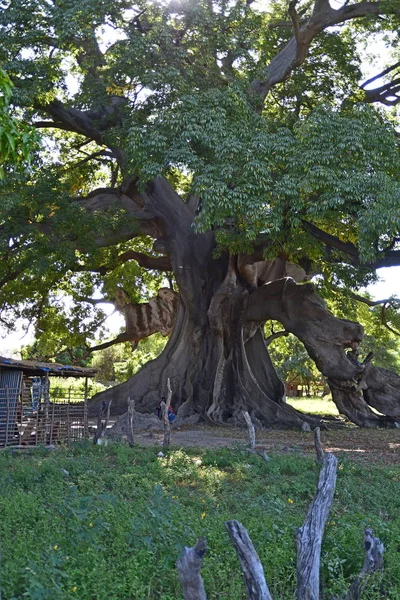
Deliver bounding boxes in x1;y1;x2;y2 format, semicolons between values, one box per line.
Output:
0;386;88;447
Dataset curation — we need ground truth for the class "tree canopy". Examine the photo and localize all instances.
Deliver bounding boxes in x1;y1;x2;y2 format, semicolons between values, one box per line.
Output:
1;0;400;427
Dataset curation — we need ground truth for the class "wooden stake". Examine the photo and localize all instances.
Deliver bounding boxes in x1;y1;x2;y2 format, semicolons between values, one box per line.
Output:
296;453;338;600
242;411;256;452
93;400;112;445
66;401;71;445
313;427;325;465
225;520;273;600
162;378;172;450
127;396;135;447
176;537;207;600
344;528;384;600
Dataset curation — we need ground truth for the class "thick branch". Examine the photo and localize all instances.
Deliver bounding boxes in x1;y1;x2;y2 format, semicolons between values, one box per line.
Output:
333;286;400;309
88;332;133;353
303;221;400;269
364;78;400;106
302;221;359;260
245;278;365;381
39;100;104;144
117;250;172;271
361;60;400;89
250;0;400;104
264;330;289;346
34;97;128;164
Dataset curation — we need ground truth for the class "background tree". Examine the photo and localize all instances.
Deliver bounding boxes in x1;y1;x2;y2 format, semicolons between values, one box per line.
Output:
1;0;400;428
0;67;38;177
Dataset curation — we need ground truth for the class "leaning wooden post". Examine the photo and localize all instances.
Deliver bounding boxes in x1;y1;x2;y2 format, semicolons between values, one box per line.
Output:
127;396;135;447
225;520;273;600
162;378;172;450
242;411;256;452
296;452;338;600
93;400;112;444
344;528;384;600
313;427;325;465
176;537;208;600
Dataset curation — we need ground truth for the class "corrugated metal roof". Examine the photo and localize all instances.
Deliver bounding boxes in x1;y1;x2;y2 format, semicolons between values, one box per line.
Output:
0;356;97;378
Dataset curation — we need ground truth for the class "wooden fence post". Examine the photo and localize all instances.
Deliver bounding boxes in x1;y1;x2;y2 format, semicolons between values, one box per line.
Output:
242;411;256;452
93;400;112;445
162;378;172;450
225;520;273;600
296;453;338;600
127;397;135;447
176;537;207;600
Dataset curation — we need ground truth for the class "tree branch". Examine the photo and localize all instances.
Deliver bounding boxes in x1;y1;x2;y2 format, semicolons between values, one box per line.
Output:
333;286;400;309
117;250;172;271
381;303;400;337
72;150;117;168
264;330;289;346
302;221;360;260
363;78;400;106
249;0;400;104
302;221;400;269
361;60;400;90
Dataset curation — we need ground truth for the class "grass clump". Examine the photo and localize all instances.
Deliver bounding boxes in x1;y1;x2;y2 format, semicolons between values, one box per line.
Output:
0;442;398;599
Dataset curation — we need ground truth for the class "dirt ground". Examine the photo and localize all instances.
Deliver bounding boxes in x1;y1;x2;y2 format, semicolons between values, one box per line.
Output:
132;424;400;466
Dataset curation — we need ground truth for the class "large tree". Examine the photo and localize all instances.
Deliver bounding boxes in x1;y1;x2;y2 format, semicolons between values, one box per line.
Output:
1;0;400;428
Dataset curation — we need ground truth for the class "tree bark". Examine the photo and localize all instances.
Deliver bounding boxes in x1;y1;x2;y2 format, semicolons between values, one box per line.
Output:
176;537;208;600
88;178;400;430
225;520;273;600
296;453;338;600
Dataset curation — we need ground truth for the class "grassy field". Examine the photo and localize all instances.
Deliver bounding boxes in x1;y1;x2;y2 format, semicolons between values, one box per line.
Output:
0;442;399;599
287;395;339;416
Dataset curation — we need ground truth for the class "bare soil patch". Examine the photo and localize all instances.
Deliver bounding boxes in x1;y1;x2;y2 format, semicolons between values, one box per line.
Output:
133;424;400;466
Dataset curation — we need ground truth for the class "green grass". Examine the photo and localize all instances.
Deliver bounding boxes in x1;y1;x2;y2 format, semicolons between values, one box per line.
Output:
287;395;339;416
0;443;398;599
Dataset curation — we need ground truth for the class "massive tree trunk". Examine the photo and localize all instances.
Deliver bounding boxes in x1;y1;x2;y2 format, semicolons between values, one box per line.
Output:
88;178;400;429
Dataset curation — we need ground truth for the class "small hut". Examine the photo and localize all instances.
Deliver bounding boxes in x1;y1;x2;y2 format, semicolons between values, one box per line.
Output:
0;356;97;447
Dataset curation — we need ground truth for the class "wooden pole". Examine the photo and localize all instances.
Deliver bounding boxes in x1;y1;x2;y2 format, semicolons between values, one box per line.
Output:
176;537;208;600
67;401;71;444
49;403;55;444
225;520;273;600
242;411;256;451
93;400;112;444
313;427;325;465
344;528;384;600
162;378;172;451
127;397;135;447
296;453;338;600
35;401;39;446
